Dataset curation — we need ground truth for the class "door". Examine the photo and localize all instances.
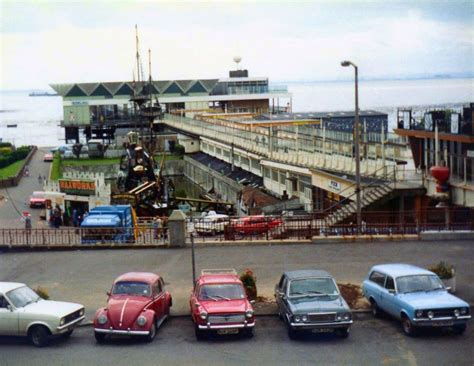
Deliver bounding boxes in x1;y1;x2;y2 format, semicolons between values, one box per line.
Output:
0;296;18;335
151;280;166;320
381;276;398;316
367;271;386;308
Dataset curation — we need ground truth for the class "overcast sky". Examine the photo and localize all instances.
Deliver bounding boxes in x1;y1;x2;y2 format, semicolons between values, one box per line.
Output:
1;0;473;90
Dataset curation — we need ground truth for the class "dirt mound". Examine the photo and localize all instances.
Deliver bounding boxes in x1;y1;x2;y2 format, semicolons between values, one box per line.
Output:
338;283;370;310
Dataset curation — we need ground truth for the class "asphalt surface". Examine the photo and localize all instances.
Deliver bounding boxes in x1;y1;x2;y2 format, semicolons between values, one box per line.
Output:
0;146;51;228
0;241;473;320
0;316;472;366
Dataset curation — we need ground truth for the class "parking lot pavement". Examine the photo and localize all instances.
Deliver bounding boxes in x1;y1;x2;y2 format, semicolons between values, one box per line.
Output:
0;240;473;322
1;316;472;366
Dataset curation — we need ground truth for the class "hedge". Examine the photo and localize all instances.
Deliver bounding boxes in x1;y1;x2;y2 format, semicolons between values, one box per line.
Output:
0;146;31;169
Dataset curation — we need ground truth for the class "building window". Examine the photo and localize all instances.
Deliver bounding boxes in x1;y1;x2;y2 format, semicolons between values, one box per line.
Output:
272;169;278;182
279;172;286;185
263;167;270;179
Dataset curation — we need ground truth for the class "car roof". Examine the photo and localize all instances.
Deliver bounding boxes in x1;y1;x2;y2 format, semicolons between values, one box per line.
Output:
370;264;434;278
114;272;160;284
0;282;25;293
283;269;332;280
197;274;241;285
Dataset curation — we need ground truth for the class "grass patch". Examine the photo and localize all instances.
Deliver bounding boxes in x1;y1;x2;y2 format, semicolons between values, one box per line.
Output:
0;159;26;179
154;154;182;161
62;157;120;166
50;153;62;181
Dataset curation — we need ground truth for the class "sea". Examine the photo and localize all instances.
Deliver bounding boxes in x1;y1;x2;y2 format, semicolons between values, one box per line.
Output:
0;78;472;147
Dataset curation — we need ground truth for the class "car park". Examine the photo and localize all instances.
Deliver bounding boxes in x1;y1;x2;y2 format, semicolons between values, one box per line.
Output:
93;272;172;343
194;213;229;235
190;269;255;340
29;191;47;208
0;282;85;347
275;270;352;339
363;264;471;336
229;215;283;235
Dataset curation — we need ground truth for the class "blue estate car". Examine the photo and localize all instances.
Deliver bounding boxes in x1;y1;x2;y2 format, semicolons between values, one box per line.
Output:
363;264;471;336
275;270;352;339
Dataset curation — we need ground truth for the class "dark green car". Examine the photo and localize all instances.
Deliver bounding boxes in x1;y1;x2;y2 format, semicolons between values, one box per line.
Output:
275;270;352;339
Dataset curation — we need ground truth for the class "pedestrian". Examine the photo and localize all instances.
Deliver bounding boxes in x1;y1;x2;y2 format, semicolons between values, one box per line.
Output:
24;167;29;177
43;175;47;182
72;208;78;227
24;214;32;230
153;216;163;240
53;204;62;228
38;174;42;184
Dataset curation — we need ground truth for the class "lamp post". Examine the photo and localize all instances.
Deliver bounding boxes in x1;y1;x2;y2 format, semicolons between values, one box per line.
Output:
341;60;361;231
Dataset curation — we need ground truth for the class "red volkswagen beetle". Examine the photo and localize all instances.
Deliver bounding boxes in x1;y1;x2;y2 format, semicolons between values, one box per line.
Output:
190;269;255;340
230;215;283;235
94;272;172;343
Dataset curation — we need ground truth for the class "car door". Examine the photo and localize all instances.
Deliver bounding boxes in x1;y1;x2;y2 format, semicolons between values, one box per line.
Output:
380;276;398;316
152;280;166;320
275;275;285;310
366;271;386;309
0;295;19;336
275;276;290;319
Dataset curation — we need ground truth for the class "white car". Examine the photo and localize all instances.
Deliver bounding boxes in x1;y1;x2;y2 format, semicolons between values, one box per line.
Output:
0;282;85;347
194;214;230;235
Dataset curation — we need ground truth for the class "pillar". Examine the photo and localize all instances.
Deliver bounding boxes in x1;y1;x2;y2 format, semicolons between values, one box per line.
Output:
167;209;187;248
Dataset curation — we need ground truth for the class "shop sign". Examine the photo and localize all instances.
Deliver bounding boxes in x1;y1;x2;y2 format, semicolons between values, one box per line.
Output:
59;179;96;196
467;150;474;158
328;180;341;191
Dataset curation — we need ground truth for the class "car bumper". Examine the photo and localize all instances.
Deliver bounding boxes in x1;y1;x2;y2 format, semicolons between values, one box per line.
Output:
198;321;255;330
56;315;85;333
94;328;150;336
412;315;471;327
290;320;353;329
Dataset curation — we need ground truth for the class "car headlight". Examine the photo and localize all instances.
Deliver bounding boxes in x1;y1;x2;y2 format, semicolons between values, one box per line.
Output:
245;309;254;319
415;310;424;318
301;315;308;322
294;315;301;322
454;309;460;317
137;315;147;327
60;318;66;326
460;307;468;315
343;312;351;321
427;311;434;319
200;310;208;320
98;314;108;325
336;314;343;321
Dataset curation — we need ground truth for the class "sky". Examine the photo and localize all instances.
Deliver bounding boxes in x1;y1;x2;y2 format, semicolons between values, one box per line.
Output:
0;0;473;90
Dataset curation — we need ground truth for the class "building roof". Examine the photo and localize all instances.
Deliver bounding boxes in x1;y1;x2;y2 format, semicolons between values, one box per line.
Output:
0;282;25;294
283;270;333;280
370;264;434;278
114;272;160;284
241;186;279;208
188;152;263;188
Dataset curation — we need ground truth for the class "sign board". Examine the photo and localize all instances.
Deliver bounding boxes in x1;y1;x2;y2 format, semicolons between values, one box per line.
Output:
71;101;88;106
111;193;137;205
59;179;95;196
328;180;341;191
450;114;459;134
467;150;474;158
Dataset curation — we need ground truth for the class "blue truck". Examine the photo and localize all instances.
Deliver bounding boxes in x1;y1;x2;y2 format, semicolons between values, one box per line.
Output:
80;205;137;244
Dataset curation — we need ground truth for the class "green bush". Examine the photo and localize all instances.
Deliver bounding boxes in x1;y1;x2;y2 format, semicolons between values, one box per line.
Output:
0;147;12;155
0;142;12;148
240;269;257;301
429;261;454;279
0;145;31;169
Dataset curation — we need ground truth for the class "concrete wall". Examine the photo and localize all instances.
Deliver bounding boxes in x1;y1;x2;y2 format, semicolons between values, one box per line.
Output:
62;164;120;180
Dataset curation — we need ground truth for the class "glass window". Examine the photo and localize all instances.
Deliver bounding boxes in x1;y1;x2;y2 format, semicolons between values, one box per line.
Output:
272;170;278;181
6;286;40;308
198;284;245;300
263;167;270;179
369;271;386;287
278;276;286;289
0;296;9;308
279;172;286;184
289;278;339;297
385;276;395;291
112;281;151;297
396;275;444;294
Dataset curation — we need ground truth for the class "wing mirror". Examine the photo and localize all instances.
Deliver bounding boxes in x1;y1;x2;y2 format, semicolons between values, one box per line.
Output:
250;300;256;305
445;286;452;292
388;289;396;295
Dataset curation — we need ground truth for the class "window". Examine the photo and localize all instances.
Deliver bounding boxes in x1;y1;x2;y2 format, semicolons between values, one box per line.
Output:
369;271;386;287
263;167;270;179
272;170;278;182
0;296;9;309
385;276;395;291
278;276;286;290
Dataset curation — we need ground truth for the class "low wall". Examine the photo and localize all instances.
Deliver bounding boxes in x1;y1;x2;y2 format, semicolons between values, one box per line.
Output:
62;164;119;179
0;146;37;188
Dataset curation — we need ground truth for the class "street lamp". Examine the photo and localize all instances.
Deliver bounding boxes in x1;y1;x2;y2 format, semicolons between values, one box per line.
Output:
341;60;361;231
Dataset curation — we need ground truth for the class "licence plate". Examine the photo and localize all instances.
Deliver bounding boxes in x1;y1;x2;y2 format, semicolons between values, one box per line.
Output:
217;328;239;335
312;328;333;333
431;321;453;327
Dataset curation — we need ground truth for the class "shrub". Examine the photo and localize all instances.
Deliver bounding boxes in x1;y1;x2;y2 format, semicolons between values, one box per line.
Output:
240;269;257;300
174;144;185;156
0;147;12;155
0;142;12;148
429;261;454;279
34;286;50;300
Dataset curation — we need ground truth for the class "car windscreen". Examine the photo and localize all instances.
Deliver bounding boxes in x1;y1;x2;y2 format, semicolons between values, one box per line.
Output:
112;281;151;297
289;278;339;297
199;284;245;300
7;286;40;308
396;275;444;294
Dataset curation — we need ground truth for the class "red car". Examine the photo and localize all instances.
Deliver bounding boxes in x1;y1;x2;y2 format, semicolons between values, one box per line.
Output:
43;153;54;162
230;215;283;235
190;269;255;340
94;272;172;343
29;191;47;208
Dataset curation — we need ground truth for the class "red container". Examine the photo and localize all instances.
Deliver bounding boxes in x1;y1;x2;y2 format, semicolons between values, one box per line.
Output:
430;166;450;182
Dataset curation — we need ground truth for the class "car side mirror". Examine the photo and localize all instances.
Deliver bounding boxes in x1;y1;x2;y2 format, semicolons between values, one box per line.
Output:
388;289;396;295
106;291;111;297
250;300;256;305
445;286;452;292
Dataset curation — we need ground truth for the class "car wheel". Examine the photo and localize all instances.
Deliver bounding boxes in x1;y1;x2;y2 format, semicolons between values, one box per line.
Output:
94;332;106;343
195;325;206;341
401;315;417;336
242;328;254;338
29;325;51;347
335;327;350;338
145;321;157;343
370;299;382;318
453;324;466;335
287;326;298;340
